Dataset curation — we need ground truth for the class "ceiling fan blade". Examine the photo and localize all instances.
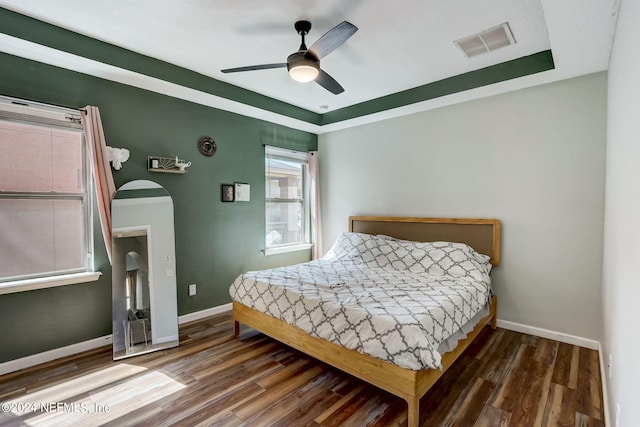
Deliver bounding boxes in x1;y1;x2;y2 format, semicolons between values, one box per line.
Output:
315;70;344;95
221;63;286;73
307;21;358;59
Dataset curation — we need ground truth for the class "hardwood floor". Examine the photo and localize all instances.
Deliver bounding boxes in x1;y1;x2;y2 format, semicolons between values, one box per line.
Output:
0;312;604;426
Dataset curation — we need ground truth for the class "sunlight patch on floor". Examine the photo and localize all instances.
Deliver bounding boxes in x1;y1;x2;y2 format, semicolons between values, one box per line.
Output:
5;364;147;410
2;364;186;426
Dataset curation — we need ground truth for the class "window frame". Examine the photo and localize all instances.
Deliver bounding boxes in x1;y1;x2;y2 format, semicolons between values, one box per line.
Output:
0;96;100;294
264;145;312;256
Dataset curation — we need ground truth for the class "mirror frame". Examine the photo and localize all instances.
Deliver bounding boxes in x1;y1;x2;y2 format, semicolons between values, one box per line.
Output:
111;180;179;360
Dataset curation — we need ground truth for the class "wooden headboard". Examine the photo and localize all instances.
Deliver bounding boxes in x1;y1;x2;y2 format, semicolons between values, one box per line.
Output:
349;216;501;266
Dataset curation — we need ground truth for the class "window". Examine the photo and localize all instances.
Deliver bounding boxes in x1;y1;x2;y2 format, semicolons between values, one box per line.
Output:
265;146;311;254
0;98;94;286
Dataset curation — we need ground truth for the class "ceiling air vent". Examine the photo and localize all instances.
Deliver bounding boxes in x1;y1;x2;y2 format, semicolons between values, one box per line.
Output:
454;22;516;58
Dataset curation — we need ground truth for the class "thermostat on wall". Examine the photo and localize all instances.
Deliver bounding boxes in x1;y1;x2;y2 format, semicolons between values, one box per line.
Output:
234;183;250;202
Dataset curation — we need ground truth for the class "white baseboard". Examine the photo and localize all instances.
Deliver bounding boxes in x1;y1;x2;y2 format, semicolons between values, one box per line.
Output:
496;319;600;350
598;344;611;427
178;303;232;325
0;335;112;376
0;303;233;376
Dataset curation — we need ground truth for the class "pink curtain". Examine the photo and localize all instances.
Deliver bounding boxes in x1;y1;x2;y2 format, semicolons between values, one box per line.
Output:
82;106;116;264
308;151;323;259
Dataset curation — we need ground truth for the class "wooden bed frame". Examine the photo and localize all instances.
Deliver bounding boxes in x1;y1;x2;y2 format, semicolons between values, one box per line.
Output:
232;216;501;426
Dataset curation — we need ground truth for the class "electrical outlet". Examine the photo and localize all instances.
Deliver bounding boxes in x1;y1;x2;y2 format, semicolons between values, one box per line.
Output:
608;354;613;379
188;283;197;296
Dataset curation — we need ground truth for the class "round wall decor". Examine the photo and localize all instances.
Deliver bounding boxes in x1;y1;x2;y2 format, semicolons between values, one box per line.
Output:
197;136;217;157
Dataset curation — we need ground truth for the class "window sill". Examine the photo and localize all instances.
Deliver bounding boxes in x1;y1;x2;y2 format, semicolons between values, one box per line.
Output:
0;272;102;296
263;243;313;256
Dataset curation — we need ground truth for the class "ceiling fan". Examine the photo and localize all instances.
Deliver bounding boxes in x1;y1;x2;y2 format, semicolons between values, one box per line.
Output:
221;20;358;95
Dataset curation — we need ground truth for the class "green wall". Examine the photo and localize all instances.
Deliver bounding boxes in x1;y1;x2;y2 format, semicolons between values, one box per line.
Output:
0;52;316;363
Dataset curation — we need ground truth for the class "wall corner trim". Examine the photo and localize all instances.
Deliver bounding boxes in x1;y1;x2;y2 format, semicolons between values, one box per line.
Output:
598;343;611;427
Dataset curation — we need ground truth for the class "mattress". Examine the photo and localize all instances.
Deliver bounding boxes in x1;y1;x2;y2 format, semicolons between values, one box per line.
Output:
230;232;493;370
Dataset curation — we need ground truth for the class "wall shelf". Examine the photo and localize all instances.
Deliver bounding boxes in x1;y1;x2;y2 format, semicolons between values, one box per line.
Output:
149;167;186;174
148;156;189;174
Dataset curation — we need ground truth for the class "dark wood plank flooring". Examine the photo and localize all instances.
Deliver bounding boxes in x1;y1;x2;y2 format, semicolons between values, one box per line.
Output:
0;312;604;426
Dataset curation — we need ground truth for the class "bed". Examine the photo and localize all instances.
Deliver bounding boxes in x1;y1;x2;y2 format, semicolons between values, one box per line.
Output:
230;216;500;426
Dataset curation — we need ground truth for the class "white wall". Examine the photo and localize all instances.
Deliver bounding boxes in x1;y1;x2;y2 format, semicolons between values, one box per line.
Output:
602;0;640;424
319;72;607;341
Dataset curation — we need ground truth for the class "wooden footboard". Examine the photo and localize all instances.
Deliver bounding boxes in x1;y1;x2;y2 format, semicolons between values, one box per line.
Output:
232;295;497;427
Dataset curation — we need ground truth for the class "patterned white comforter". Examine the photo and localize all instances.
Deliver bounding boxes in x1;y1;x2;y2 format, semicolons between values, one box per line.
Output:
229;232;493;370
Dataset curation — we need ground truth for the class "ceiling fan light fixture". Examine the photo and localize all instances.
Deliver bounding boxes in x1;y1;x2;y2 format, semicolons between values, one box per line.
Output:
287;52;319;82
289;64;319;82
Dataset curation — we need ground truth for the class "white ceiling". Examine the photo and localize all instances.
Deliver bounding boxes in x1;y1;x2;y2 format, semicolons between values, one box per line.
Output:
0;0;619;121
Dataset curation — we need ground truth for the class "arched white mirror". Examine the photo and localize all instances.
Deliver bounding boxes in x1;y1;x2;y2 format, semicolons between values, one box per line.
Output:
111;180;179;359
